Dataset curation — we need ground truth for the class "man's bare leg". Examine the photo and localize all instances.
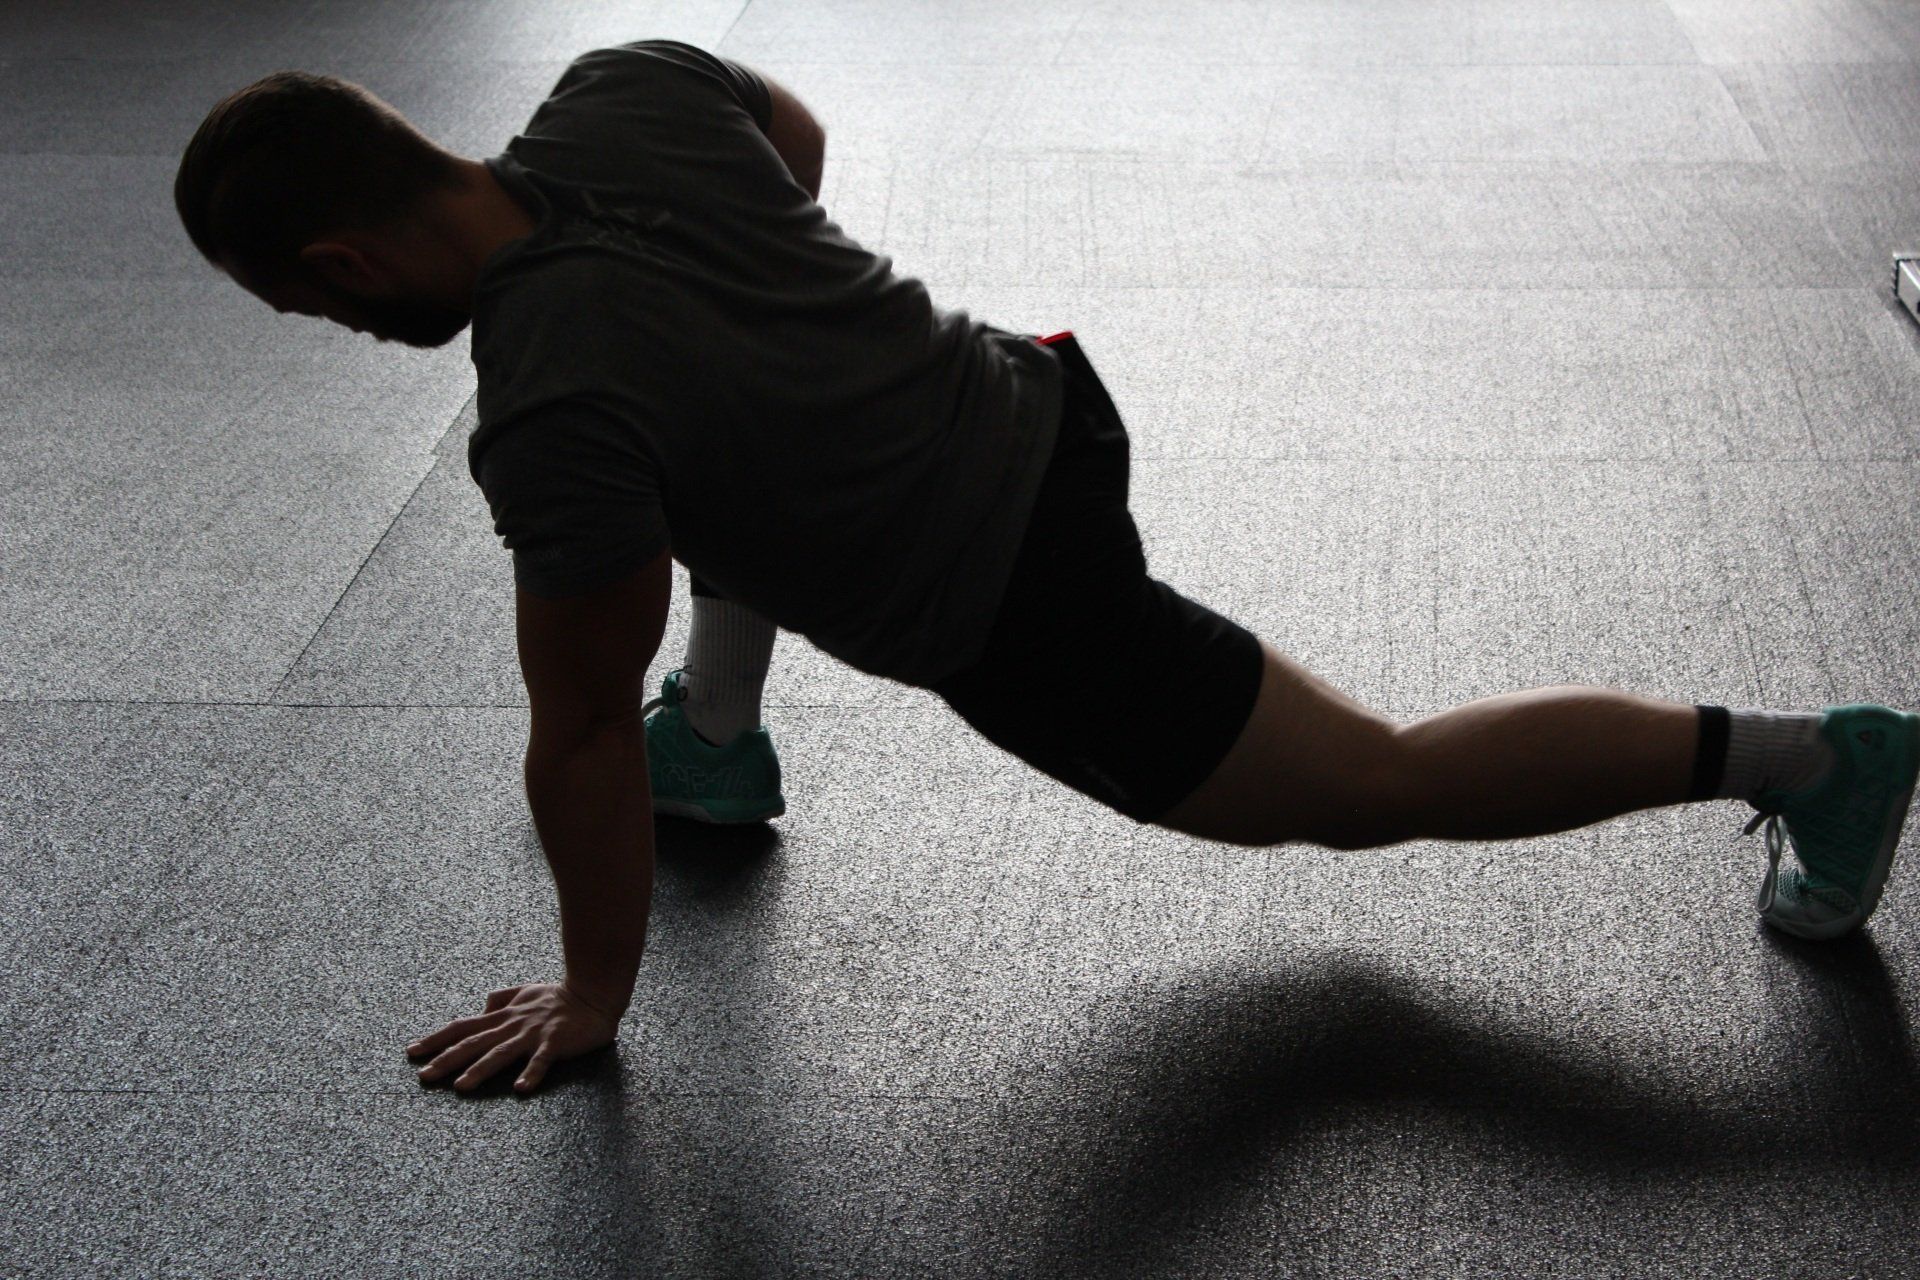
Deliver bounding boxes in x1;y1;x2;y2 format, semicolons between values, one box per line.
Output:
1160;643;1701;848
1159;640;1920;940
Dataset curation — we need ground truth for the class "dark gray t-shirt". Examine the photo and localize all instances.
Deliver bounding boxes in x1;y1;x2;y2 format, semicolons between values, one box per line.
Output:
468;38;1064;686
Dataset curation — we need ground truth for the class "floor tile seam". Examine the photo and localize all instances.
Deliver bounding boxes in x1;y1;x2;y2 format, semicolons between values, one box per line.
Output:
1666;3;1710;69
1046;2;1091;69
3;453;1914;504
4;145;1905;175
0;700;1480;719
1035;285;1904;295
265;454;442;703
0;699;530;711
25;150;1892;168
714;1;754;58
0;703;1763;727
0;1085;986;1102
14;150;1909;185
429;391;476;457
1774;518;1843;702
1820;470;1913;686
17;54;1920;70
0;699;866;711
0;280;1895;297
1758;289;1830;462
1134;454;1920;464
1707;58;1777;161
0;1086;1902;1120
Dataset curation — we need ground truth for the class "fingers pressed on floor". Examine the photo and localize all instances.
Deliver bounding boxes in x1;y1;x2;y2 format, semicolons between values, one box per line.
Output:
456;1037;535;1091
421;1030;507;1080
516;1047;556;1093
411;1010;507;1057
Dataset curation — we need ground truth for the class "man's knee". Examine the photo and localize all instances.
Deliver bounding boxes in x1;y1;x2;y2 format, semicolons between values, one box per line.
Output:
1212;723;1425;850
1156;651;1424;848
1310;721;1439;848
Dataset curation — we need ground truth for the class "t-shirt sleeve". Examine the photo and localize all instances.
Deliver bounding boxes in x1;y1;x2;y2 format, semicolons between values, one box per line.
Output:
473;405;671;599
620;38;774;133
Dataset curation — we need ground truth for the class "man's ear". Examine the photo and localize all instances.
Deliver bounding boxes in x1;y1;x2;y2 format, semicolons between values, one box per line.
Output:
297;241;377;291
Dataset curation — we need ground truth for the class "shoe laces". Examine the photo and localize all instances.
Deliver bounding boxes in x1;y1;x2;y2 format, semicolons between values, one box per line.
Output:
639;668;687;720
1740;807;1788;914
1738;806;1856;916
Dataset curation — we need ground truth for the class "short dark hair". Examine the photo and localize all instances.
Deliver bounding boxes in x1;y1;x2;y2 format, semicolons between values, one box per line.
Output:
174;71;465;286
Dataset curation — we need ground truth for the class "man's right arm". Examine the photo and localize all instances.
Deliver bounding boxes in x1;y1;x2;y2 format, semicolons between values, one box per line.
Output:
517;551;672;1018
407;551;671;1094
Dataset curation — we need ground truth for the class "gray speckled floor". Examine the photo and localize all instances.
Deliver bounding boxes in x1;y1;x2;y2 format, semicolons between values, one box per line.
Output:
4;2;1920;1276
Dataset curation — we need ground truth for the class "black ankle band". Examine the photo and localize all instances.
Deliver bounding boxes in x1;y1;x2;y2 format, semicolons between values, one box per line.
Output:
1688;704;1730;801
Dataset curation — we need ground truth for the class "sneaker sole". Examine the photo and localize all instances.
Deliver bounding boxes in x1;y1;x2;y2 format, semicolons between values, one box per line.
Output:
654;797;787;824
1764;711;1920;941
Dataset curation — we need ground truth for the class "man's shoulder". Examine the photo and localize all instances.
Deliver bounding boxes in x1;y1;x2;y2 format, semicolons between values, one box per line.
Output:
479;242;637;303
473;248;664;364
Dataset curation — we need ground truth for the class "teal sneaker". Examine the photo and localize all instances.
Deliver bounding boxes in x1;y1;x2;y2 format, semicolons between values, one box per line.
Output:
1741;703;1920;940
641;670;786;824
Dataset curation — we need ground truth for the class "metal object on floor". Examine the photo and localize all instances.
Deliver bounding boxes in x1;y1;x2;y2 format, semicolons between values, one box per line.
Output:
1895;254;1920;328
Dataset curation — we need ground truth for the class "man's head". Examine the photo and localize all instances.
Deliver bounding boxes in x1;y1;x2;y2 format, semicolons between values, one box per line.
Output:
176;71;484;349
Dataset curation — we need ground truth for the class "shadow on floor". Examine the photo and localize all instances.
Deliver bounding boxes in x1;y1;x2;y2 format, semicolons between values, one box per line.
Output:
491;823;1915;1273
964;932;1917;1275
652;814;783;898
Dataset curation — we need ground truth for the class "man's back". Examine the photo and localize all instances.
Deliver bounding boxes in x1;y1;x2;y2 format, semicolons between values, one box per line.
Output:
467;39;1064;685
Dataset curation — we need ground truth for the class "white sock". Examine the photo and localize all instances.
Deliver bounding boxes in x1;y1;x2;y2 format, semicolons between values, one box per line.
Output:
680;595;775;747
1715;709;1837;802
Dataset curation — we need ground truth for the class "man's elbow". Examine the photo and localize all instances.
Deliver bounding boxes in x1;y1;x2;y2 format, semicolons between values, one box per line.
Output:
775;129;826;202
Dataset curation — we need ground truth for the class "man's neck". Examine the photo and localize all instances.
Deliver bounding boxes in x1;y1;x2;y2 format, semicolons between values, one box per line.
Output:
439;158;540;290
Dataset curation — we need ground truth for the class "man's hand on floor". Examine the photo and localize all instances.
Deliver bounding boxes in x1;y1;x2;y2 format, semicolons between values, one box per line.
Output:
407;982;619;1095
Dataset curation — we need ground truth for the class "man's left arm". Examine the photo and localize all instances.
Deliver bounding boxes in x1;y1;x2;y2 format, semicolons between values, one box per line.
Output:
408;550;672;1094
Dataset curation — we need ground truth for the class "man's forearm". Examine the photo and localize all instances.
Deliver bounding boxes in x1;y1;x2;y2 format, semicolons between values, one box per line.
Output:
523;726;655;1017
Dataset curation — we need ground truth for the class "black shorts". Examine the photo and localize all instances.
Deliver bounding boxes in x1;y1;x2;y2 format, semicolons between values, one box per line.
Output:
930;332;1266;823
